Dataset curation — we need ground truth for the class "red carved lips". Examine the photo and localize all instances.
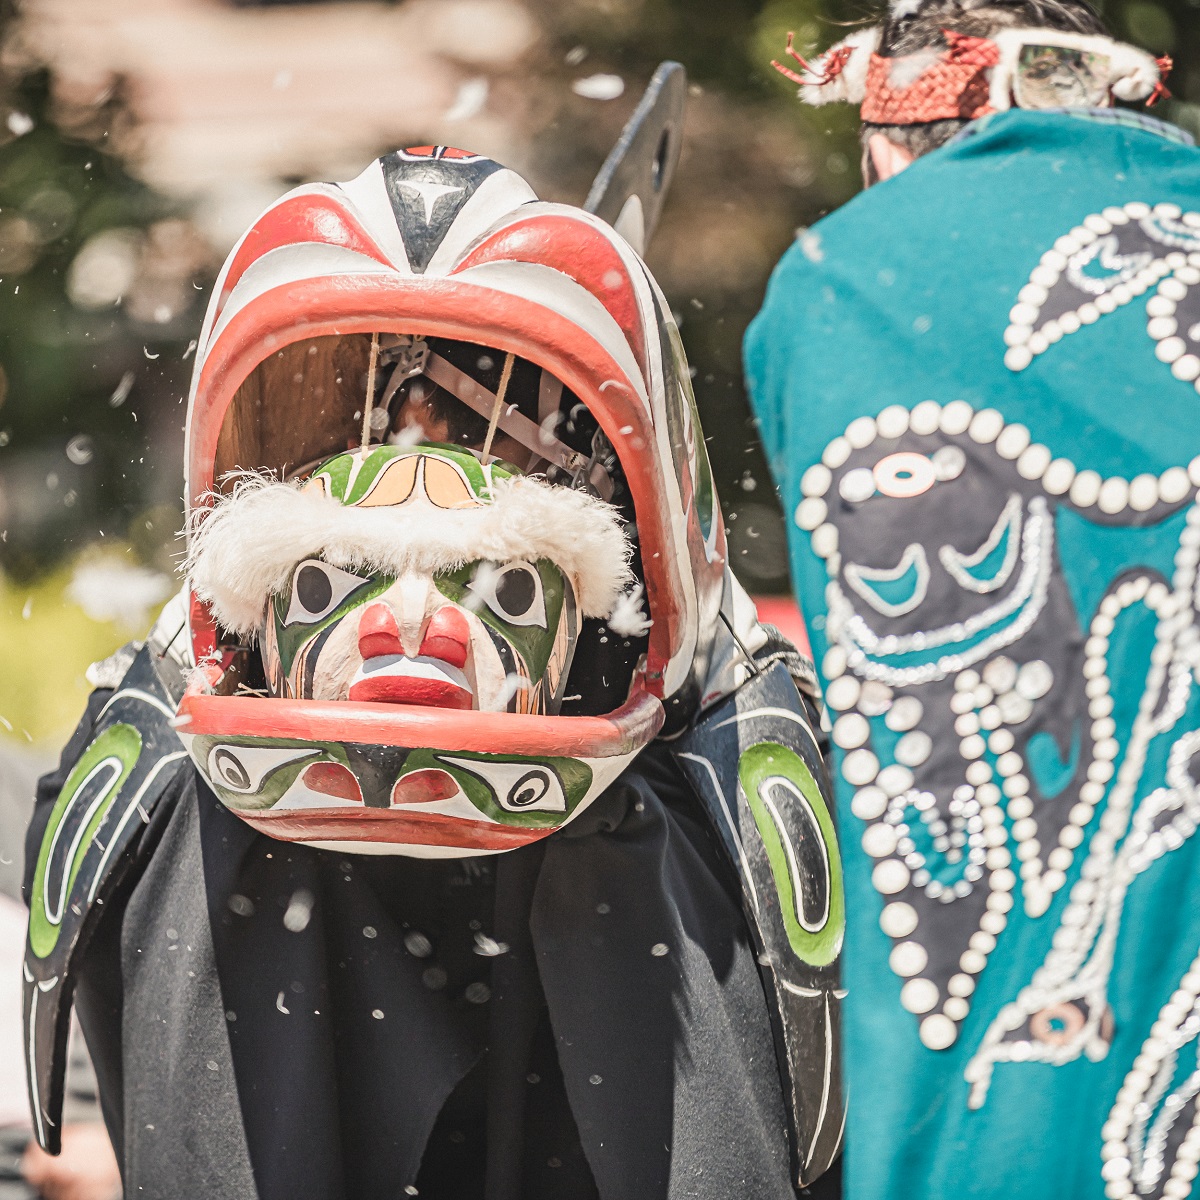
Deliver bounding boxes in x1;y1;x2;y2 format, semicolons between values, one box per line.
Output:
348;602;474;709
349;664;473;708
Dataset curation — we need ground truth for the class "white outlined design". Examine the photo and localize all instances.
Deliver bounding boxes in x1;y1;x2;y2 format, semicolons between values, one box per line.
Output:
1002;201;1200;394
798;398;1200;1077
938;494;1022;595
844;543;931;617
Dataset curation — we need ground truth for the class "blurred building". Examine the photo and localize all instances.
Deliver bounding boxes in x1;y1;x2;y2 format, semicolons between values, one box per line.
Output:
6;0;539;246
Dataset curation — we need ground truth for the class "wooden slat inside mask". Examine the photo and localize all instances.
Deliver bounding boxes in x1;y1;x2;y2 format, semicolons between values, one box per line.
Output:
213;333;372;491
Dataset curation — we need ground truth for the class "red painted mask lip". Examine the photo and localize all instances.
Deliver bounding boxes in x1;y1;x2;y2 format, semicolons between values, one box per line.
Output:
348;675;474;708
348;653;475;708
236;806;552;851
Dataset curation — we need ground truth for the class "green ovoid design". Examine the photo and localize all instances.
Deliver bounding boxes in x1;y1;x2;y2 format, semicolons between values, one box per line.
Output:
29;722;142;959
738;741;844;968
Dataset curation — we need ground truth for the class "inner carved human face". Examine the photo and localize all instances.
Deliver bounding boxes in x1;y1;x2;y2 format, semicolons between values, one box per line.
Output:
188;434;634;721
257;445;579;715
261;554;576;715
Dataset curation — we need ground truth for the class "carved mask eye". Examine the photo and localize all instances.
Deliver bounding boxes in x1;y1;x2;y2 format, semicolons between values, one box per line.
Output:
437;755;568;813
284;560;370;625
469;562;547;628
207;745;319;795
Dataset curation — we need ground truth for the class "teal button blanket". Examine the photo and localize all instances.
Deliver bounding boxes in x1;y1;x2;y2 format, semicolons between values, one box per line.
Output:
745;108;1200;1200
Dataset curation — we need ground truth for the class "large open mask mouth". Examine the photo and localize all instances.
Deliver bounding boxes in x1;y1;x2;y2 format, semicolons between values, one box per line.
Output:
209;330;619;502
186;331;660;727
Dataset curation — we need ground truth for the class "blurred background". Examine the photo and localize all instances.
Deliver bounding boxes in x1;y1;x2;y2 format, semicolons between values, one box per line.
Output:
0;0;1196;755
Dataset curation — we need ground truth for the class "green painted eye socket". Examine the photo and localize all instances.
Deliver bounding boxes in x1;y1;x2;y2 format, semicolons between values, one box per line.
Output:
284;560;372;625
272;565;392;682
469;561;547;629
437;558;568;681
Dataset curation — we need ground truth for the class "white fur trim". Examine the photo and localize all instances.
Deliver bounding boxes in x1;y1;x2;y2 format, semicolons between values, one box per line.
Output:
187;473;634;638
799;28;880;106
990;29;1163;110
1108;41;1163;101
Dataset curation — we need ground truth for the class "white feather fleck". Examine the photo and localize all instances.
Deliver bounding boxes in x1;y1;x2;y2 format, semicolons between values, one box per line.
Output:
607;584;653;637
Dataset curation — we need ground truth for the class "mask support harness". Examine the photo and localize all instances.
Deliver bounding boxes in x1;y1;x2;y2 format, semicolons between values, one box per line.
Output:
481;352;516;465
360;331;381;453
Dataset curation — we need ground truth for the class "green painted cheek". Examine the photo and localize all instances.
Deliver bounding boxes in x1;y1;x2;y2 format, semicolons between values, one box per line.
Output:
737;742;845;968
507;563;565;680
29;723;142;959
434;560;567;680
272;576;392;680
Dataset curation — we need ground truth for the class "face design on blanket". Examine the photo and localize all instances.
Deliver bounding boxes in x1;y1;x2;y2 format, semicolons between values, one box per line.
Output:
800;403;1200;1091
191;442;633;720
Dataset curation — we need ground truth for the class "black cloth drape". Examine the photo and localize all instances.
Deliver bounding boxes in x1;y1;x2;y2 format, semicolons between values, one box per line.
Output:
28;705;799;1200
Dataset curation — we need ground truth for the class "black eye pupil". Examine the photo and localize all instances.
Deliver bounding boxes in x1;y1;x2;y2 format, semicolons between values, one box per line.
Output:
495;567;536;617
296;564;333;613
508;770;549;808
214;749;250;791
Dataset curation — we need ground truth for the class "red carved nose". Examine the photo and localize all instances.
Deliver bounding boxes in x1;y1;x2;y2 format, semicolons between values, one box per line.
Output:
419;605;470;669
358;603;403;660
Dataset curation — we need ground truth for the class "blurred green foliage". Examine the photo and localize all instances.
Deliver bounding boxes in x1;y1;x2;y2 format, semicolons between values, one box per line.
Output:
0;0;1194;742
0;70;204;579
0;562;131;742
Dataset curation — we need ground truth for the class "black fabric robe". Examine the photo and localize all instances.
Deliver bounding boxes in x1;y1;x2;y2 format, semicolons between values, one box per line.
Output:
26;693;834;1199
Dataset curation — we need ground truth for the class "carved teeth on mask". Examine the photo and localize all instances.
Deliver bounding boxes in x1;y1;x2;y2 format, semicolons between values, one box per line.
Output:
186;469;634;639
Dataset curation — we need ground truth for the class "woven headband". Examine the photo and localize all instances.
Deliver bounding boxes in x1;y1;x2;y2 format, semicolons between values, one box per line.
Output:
773;26;1170;124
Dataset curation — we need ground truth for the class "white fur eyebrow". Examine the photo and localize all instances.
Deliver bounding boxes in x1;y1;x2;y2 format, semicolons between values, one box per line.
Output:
187;473;634;639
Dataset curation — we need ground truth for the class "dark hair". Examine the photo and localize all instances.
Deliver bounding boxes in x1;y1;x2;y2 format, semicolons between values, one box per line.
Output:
860;0;1108;183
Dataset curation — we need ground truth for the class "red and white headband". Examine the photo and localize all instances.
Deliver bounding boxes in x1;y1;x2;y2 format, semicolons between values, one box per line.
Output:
773;24;1170;124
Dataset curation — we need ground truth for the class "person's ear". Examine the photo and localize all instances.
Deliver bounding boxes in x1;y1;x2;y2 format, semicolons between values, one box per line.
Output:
867;132;916;183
